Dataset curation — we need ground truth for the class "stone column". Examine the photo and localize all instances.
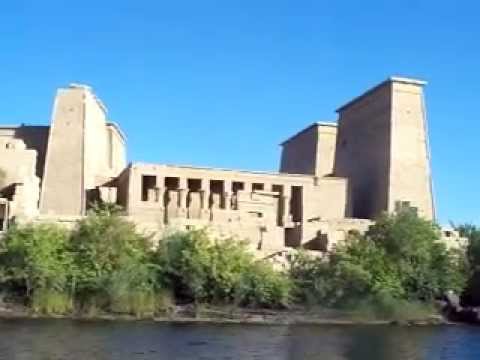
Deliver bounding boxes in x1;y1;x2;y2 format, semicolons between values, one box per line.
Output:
156;176;165;203
282;187;292;226
147;188;157;202
178;178;187;217
201;179;211;220
153;186;165;225
223;180;232;210
157;186;165;205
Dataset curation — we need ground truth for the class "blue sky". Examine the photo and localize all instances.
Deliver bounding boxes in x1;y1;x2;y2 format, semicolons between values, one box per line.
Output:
0;1;478;224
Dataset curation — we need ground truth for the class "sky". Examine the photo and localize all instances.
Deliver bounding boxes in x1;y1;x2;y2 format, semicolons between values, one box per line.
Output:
0;1;479;224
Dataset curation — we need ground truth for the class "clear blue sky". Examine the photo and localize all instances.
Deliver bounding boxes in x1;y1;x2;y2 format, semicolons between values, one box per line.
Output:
0;1;478;224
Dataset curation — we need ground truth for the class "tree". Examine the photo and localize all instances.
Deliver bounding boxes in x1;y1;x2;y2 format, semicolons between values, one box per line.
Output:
154;229;292;308
367;211;467;301
69;206;157;315
455;224;480;305
290;211;468;308
0;223;74;313
456;224;480;270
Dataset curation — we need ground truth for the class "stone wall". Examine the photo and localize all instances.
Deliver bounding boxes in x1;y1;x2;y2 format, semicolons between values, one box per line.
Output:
40;84;127;216
334;81;392;220
0;138;39;220
116;163;349;253
388;81;434;219
40;86;86;216
0;125;49;179
280;123;338;178
280;124;318;175
334;77;434;221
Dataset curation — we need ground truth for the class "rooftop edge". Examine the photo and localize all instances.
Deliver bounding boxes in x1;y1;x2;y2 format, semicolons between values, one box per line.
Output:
336;76;427;113
129;161;324;180
107;122;127;143
280;121;337;146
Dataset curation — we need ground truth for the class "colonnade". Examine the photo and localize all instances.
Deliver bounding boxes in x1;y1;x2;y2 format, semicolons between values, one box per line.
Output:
139;175;296;226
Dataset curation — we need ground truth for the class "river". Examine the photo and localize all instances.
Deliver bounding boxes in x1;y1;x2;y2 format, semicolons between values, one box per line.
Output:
0;319;479;359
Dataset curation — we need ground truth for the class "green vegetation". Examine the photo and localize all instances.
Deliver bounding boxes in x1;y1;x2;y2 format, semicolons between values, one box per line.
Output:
0;206;291;316
154;229;291;308
70;203;158;317
290;211;468;319
455;224;480;306
0;207;473;321
0;223;74;314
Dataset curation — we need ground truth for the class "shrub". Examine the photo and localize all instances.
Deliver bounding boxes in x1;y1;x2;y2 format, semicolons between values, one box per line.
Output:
155;229;214;301
345;292;435;321
31;289;73;315
0;223;74;313
290;212;468;309
154;229;292;308
155;229;252;303
455;223;480;305
69;206;158;315
369;212;467;300
106;262;158;317
236;261;292;308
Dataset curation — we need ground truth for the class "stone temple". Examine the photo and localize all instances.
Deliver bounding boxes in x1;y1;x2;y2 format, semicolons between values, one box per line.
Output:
0;77;463;256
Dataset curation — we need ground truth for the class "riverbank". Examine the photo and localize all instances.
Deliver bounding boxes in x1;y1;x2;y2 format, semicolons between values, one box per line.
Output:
0;303;450;326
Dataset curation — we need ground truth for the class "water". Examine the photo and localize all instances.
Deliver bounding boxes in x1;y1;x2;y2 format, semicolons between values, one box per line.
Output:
0;319;479;359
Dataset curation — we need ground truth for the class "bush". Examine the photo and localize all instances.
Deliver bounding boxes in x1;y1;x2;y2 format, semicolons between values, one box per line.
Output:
0;223;74;314
154;229;292;308
456;223;480;305
369;212;467;300
155;229;250;302
106;262;159;317
236;262;292;308
69;205;158;315
290;212;468;310
344;293;435;321
0;214;294;313
31;289;73;315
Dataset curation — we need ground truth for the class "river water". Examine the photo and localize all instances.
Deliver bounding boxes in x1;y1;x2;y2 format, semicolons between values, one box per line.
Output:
0;319;479;359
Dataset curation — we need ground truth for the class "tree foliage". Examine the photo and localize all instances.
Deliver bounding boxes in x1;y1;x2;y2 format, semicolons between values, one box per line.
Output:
0;208;470;316
0;223;73;295
70;204;154;296
455;223;480;305
0;223;74;314
0;213;292;313
154;229;292;308
291;212;468;308
69;204;159;316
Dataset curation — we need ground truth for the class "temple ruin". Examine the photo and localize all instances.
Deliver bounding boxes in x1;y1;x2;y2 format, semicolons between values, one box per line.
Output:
0;77;464;255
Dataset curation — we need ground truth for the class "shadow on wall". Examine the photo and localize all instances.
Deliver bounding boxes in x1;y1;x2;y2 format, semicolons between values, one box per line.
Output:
303;231;329;251
13;126;50;179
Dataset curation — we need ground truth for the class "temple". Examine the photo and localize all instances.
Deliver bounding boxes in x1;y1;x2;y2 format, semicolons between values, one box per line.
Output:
0;78;464;256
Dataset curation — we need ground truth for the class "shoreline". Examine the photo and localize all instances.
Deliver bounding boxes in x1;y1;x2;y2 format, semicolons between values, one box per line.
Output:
0;305;453;326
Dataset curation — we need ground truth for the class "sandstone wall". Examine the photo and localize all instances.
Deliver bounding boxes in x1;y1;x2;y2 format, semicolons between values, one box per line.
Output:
40;87;85;216
0;138;39;219
280;124;318;175
334;82;392;220
388;81;434;219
